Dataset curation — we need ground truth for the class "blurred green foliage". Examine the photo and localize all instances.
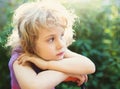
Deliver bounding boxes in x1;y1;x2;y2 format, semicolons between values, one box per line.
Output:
0;0;120;89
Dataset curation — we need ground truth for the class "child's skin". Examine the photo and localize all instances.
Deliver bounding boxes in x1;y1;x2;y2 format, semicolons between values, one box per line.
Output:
7;1;96;89
15;26;95;88
18;26;95;74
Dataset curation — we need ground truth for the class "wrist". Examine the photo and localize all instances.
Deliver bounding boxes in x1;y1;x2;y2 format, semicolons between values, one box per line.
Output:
44;60;49;70
39;58;48;70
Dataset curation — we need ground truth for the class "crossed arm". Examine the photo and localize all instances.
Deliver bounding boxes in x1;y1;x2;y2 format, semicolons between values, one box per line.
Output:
13;61;68;89
13;49;95;89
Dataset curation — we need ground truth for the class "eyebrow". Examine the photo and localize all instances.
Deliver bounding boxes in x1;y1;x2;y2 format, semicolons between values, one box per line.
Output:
44;34;55;39
42;29;64;39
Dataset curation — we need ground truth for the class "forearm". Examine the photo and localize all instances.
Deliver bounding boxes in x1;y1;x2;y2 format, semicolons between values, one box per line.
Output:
47;56;95;75
47;49;95;75
25;50;95;75
35;70;68;89
13;60;68;89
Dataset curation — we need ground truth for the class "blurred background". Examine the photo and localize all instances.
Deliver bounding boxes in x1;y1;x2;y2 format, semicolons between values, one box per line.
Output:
0;0;120;89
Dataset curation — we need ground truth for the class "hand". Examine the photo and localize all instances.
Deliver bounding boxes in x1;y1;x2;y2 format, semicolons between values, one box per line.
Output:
17;53;32;65
68;74;88;86
76;74;88;86
17;53;48;70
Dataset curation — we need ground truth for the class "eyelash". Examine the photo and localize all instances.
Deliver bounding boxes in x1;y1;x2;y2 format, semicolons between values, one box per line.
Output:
47;33;64;43
48;37;54;43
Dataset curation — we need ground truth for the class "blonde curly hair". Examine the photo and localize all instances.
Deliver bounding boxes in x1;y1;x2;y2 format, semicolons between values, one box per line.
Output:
6;0;76;54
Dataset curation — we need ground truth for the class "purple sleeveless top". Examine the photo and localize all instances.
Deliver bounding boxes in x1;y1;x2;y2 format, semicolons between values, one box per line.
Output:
8;47;22;89
8;47;55;89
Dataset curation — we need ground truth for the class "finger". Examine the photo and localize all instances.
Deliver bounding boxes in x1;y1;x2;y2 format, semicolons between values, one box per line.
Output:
17;54;26;61
21;59;26;66
81;75;86;82
77;80;84;86
77;75;85;86
84;75;88;83
17;56;23;64
17;57;24;65
17;59;21;64
17;54;27;64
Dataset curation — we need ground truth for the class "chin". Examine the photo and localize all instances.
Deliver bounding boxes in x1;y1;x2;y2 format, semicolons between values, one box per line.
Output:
57;57;64;60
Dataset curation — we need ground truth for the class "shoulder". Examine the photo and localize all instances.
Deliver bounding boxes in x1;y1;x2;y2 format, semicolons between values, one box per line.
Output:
13;60;32;72
9;46;23;67
13;60;42;75
13;59;31;67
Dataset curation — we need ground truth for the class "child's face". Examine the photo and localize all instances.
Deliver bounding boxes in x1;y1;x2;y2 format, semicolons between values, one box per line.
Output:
35;27;67;61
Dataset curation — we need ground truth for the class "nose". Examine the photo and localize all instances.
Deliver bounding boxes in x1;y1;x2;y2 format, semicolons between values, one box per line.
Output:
56;39;65;50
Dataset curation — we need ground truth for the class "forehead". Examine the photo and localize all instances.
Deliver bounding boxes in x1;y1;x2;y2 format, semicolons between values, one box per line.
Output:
39;26;65;37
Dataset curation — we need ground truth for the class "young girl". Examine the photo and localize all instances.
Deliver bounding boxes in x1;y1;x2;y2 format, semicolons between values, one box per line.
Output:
6;1;95;89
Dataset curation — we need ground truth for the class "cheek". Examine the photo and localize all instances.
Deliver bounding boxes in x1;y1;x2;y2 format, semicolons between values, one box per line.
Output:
35;44;54;57
37;47;55;60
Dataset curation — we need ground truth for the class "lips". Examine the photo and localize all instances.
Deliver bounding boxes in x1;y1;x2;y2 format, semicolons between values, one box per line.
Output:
57;51;65;56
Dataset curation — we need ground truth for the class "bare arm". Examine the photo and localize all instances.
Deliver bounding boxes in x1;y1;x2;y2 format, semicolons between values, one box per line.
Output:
13;60;68;89
47;49;96;74
18;49;95;75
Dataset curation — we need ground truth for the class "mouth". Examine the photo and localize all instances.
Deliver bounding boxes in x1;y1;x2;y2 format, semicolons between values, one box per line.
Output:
57;51;65;56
